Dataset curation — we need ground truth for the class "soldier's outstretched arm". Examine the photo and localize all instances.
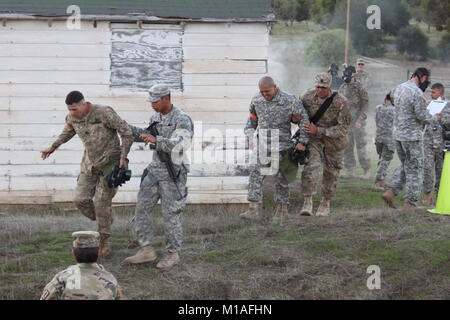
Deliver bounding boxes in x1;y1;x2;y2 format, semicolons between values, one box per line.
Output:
41;117;76;160
102;107;134;160
414;93;433;124
155;115;194;153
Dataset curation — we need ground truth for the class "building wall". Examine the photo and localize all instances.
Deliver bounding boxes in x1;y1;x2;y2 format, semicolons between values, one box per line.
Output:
0;19;269;204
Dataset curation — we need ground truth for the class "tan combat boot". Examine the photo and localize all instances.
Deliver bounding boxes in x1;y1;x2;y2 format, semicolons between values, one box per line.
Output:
341;167;355;178
422;193;433;206
271;204;288;224
382;189;397;209
361;170;371;179
300;196;313;216
98;233;111;258
123;245;157;264
315;199;330;217
371;180;386;192
239;202;260;221
156;251;180;270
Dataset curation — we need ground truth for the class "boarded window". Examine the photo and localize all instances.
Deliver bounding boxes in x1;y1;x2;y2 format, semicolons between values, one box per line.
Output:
110;23;182;91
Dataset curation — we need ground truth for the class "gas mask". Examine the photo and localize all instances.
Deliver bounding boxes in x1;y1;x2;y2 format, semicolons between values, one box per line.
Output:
418;77;431;92
342;65;356;84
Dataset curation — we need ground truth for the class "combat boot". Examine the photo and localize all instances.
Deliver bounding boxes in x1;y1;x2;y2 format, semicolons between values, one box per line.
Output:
382;189;397;209
156;251;180;270
300;196;313;216
98;233;111;258
123;245;157;264
239;202;260;221
361;170;371;179
371;180;386;192
422;193;433;206
271;204;288;224
341;167;355;178
315;199;330;217
401;202;426;214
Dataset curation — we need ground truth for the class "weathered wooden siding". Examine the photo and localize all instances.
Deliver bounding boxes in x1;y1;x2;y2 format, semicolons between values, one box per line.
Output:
0;20;269;204
110;23;182;91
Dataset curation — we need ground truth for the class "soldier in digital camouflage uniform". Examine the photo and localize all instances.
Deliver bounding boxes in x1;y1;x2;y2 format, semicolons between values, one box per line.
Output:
240;76;309;223
299;73;352;217
382;68;433;213
422;83;448;205
355;58;370;89
372;93;395;191
124;84;193;270
40;231;121;300
41;91;134;258
338;65;371;179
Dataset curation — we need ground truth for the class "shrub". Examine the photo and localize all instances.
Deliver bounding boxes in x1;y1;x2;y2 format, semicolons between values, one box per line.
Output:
304;29;356;66
437;33;450;63
396;25;430;60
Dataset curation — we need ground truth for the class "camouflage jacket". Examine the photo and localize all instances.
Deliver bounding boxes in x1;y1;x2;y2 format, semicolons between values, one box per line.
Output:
130;105;194;175
391;80;432;141
300;89;352;151
51;103;133;174
440;102;450;131
375;103;395;149
355;70;370;89
40;263;121;300
244;88;309;152
338;81;369;127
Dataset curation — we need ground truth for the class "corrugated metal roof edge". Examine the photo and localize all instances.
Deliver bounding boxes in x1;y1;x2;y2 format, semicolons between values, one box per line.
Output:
0;13;276;22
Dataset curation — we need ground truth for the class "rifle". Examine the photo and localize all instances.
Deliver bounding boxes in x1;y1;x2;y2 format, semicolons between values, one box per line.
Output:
146;121;184;200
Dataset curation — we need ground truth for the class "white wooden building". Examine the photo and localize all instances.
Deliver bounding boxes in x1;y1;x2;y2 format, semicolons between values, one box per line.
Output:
0;0;274;204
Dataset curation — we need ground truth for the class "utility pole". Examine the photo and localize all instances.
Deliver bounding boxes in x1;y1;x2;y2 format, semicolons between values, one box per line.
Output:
345;0;351;64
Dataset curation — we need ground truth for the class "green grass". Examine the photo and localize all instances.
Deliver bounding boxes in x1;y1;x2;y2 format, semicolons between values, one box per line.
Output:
1;180;448;300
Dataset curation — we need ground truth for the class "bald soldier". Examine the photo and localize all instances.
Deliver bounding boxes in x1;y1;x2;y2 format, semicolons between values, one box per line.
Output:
299;73;352;216
41;91;134;257
241;76;309;222
40;231;121;300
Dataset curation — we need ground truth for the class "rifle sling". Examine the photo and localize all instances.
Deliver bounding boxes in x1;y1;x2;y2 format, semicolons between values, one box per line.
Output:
309;92;338;124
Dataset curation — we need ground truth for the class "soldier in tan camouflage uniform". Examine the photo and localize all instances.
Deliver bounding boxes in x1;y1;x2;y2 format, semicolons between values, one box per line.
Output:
40;231;121;300
339;65;371;179
355;58;370;89
372;93;395;191
124;84;193;270
422;83;448;205
41;91;133;257
299;73;352;216
240;76;309;223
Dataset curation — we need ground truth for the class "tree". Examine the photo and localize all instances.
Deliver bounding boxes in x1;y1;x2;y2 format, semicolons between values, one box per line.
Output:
421;0;450;32
330;0;386;57
309;0;343;25
396;25;430;60
304;29;356;66
373;0;411;36
271;0;299;27
437;32;450;62
295;0;313;30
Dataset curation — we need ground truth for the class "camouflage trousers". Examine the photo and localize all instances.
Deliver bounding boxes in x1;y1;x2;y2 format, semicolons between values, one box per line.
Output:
423;140;444;195
344;126;371;171
374;141;395;181
301;138;345;200
74;171;118;235
134;168;187;252
389;140;424;205
247;151;290;204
